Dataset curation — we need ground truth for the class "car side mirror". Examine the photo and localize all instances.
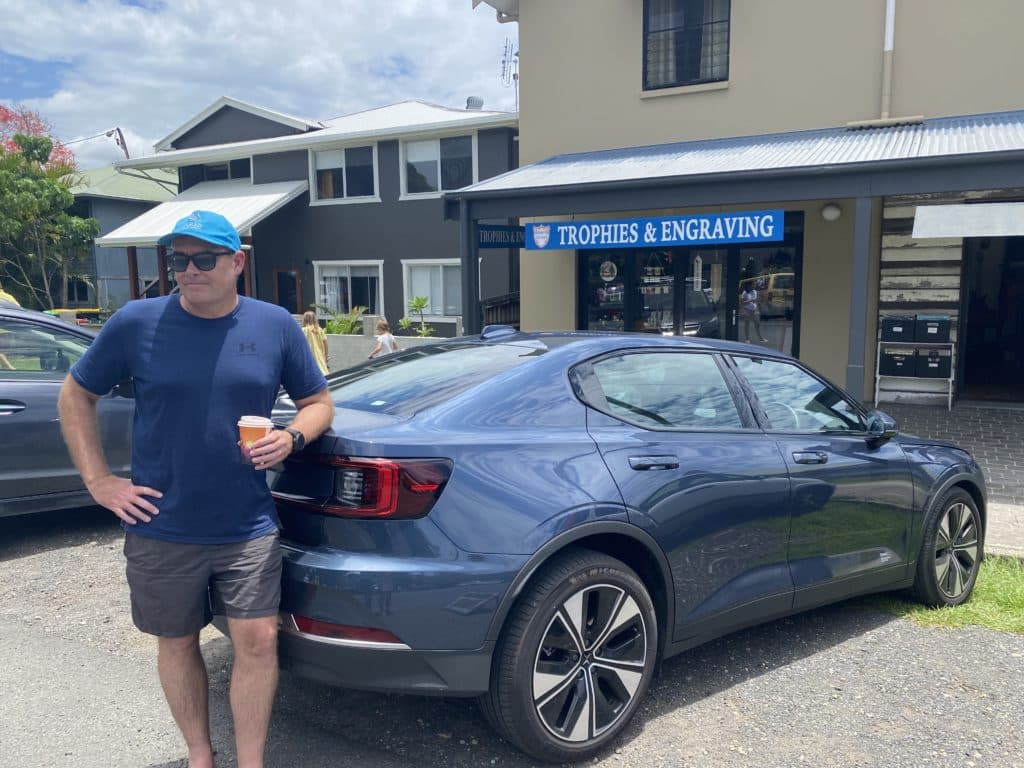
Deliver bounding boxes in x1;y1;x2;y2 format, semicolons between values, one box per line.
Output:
866;409;898;441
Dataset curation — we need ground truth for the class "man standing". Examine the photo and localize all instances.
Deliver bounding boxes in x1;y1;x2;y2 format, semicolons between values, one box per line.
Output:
58;210;334;768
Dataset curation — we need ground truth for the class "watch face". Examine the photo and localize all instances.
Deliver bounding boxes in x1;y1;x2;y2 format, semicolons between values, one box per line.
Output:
288;428;305;451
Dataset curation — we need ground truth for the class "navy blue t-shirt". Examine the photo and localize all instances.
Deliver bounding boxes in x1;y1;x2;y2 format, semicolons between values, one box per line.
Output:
71;295;327;544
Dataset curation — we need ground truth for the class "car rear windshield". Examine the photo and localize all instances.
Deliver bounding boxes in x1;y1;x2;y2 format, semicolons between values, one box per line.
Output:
326;341;547;417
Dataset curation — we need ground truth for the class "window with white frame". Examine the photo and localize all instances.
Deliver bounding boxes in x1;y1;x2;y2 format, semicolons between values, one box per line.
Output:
312;145;377;201
403;136;474;195
403;259;462;317
314;261;382;316
643;0;730;90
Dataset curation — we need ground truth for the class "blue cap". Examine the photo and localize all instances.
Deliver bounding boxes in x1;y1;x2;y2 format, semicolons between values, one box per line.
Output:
157;210;241;252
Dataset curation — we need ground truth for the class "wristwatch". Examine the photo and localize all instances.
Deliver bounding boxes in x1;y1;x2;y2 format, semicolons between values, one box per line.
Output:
284;427;306;452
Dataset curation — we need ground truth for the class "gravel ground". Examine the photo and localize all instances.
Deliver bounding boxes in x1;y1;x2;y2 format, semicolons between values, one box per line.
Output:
2;508;1023;768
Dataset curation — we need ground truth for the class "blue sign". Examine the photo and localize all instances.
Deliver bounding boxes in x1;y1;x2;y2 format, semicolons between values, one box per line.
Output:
477;224;526;249
524;210;785;250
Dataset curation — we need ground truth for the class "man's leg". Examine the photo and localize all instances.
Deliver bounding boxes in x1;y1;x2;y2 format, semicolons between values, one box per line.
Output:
158;633;214;768
226;615;278;768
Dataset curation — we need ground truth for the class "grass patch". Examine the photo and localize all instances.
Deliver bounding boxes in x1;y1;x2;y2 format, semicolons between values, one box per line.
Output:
862;555;1024;634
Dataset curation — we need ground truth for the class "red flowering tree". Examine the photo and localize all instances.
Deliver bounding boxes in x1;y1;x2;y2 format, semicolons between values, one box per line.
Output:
0;104;76;170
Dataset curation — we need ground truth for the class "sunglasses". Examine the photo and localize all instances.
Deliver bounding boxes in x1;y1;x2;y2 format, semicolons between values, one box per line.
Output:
167;250;235;272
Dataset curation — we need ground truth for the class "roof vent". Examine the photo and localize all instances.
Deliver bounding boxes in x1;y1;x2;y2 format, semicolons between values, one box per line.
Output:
466;96;485;111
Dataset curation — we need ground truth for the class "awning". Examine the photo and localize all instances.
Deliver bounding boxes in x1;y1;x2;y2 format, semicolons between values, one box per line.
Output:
96;178;308;248
912;202;1024;239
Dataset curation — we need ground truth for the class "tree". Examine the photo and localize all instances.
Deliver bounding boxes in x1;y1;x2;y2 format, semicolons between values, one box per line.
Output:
0;134;99;309
0;104;76;170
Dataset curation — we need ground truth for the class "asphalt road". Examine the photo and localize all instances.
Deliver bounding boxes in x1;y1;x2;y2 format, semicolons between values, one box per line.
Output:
2;507;1022;768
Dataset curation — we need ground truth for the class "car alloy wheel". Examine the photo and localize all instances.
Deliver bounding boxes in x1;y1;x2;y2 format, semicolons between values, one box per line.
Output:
480;549;657;763
912;487;983;607
533;583;647;742
932;499;980;600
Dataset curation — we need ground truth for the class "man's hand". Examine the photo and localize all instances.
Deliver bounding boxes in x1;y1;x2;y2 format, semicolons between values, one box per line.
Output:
248;429;294;471
87;474;163;525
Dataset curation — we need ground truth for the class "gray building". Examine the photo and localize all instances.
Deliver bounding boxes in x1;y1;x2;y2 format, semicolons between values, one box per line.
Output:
99;96;518;335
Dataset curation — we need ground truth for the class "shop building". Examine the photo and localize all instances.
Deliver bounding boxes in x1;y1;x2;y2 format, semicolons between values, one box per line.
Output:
453;0;1024;405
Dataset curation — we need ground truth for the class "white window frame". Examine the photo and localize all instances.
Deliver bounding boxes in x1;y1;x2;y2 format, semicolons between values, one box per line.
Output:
308;144;381;206
312;260;384;318
398;132;479;201
401;258;462;321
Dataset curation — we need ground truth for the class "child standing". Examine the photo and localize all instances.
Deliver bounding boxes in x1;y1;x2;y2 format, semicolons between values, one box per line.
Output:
301;310;330;375
368;319;399;359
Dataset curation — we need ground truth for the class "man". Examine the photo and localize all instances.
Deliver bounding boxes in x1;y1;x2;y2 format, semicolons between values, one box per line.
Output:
58;210;334;768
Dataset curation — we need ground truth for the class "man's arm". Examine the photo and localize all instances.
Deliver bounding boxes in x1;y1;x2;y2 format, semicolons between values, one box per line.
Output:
58;374;162;524
249;387;335;470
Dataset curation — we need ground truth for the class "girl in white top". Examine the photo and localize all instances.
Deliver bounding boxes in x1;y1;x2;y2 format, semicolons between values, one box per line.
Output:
368;319;399;359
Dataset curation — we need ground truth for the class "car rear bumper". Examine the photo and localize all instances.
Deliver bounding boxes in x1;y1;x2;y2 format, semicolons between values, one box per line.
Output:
277;612;494;695
266;539;527;696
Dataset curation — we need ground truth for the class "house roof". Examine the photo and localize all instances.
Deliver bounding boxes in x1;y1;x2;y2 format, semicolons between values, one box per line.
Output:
117;100;518;171
95;178;308;248
448;110;1024;199
153;96;322;152
69;165;178;203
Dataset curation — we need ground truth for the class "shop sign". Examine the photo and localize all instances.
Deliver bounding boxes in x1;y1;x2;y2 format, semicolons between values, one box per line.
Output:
477;224;526;249
525;210;784;250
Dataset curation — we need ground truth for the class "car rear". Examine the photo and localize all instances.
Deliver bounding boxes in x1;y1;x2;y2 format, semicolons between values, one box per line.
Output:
268;337;561;695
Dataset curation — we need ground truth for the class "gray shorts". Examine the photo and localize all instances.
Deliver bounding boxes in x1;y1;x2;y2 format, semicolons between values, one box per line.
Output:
124;532;281;637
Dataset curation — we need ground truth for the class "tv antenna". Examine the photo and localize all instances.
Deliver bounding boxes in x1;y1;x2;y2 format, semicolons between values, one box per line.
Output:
500;37;519;111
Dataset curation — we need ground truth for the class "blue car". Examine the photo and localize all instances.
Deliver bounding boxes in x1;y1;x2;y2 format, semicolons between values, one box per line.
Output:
268;327;985;762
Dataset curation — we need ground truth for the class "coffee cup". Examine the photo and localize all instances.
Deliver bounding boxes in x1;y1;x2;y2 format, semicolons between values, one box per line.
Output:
238;415;274;464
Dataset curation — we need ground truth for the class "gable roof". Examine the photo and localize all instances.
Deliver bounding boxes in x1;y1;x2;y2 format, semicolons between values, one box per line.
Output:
153;96;322;152
69;165;178;203
117;100;517;171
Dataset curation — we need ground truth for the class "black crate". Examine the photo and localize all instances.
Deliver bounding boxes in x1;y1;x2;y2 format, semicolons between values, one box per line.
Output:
916;348;952;378
880;315;916;342
879;347;917;376
915;314;951;343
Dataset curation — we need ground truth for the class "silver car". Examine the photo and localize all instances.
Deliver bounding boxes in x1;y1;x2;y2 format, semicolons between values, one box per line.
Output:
0;303;133;517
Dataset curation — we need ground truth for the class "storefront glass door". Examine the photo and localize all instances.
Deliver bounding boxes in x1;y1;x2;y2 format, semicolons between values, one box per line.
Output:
732;246;797;355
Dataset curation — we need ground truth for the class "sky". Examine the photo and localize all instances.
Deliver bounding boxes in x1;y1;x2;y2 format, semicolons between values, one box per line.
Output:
0;0;519;169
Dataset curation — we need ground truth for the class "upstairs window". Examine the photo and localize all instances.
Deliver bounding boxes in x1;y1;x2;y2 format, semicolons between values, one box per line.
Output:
644;0;730;90
403;136;474;196
313;145;377;201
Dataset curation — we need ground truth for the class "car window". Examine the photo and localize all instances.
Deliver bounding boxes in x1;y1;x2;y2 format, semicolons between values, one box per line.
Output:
0;319;90;380
325;341;546;417
731;356;865;432
587;352;743;430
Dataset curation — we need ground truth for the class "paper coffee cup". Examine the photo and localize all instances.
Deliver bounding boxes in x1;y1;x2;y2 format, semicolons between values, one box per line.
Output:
238;415;274;464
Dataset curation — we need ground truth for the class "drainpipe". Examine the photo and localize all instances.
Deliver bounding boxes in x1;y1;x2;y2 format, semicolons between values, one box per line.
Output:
880;0;896;119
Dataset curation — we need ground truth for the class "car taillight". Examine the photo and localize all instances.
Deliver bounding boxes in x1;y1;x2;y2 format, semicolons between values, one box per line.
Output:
290;614;404;644
321;457;452;519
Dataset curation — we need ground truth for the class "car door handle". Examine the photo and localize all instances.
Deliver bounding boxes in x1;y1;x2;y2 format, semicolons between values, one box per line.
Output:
629;455;680;470
0;400;26;416
793;451;828;465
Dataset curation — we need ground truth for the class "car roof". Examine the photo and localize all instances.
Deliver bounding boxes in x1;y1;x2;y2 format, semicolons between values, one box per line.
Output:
0;304;97;337
475;327;792;361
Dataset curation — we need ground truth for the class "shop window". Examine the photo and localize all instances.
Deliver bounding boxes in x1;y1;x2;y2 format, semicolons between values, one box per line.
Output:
314;261;382;316
312;145;377;202
403;136;474;196
403;260;462;317
644;0;730;90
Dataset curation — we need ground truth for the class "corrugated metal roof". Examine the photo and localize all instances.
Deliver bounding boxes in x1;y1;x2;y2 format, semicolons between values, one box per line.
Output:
70;166;178;203
95;178;307;248
454;110;1024;197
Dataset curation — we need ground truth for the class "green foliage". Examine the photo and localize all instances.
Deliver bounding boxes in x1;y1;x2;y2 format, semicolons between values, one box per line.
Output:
0;136;98;310
400;295;434;337
313;303;366;335
860;555;1024;635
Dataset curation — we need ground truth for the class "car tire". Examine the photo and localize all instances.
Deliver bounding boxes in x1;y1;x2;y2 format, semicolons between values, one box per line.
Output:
480;548;657;762
910;487;983;607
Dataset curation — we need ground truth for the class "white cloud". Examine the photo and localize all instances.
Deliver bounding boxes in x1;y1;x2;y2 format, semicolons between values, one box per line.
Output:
0;0;518;169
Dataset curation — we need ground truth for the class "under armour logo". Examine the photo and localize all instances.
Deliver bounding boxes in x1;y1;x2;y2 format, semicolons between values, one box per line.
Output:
239;342;257;354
